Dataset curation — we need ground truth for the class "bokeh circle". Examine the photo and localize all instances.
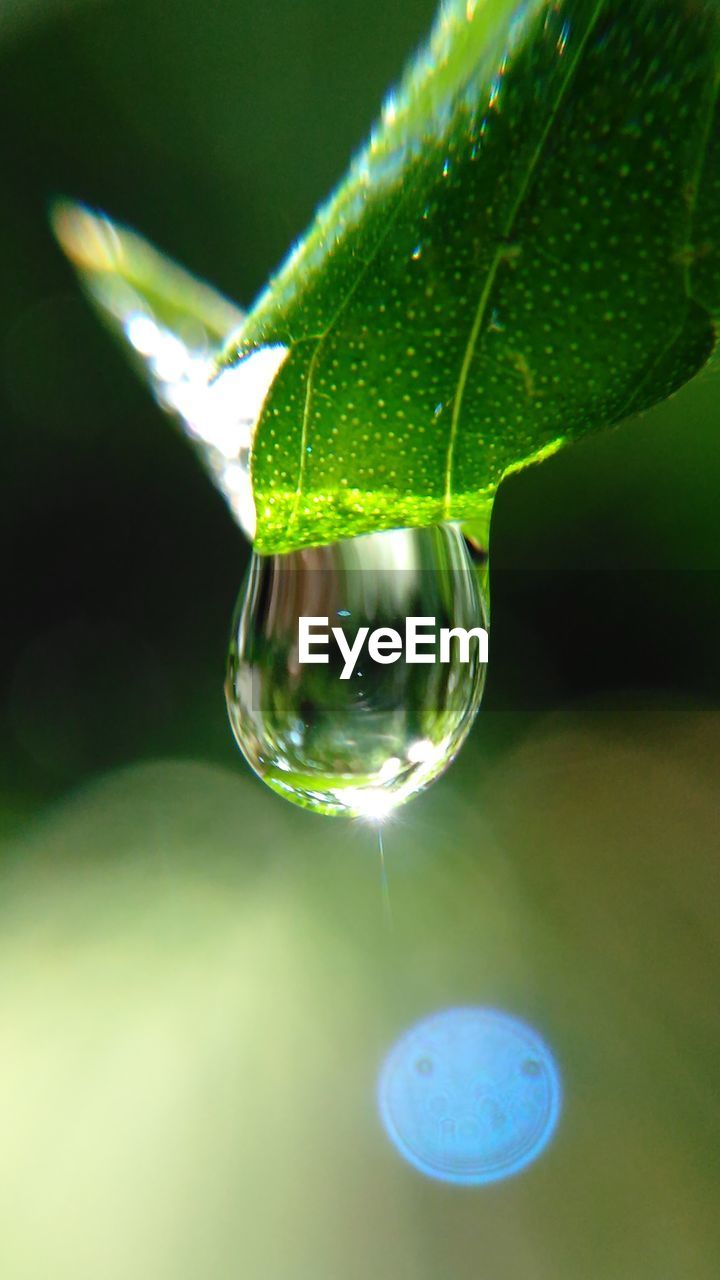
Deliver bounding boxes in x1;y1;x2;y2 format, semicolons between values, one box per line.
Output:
378;1007;562;1185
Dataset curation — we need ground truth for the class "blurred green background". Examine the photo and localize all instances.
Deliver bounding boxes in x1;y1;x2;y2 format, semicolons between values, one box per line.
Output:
1;2;719;1277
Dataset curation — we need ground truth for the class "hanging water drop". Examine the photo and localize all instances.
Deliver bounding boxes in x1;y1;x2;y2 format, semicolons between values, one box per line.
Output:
225;524;488;818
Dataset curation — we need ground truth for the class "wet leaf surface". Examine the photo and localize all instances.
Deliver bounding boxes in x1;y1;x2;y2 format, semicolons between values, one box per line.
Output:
223;0;720;552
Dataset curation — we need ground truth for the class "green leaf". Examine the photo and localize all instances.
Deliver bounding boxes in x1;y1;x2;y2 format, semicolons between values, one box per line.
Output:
222;0;720;554
51;201;266;532
51;199;242;361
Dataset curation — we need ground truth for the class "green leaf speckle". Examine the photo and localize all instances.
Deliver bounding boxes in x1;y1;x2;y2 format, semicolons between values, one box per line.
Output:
222;0;720;553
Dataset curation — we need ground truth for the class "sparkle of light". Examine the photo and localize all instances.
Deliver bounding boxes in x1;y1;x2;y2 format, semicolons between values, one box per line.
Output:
338;787;399;822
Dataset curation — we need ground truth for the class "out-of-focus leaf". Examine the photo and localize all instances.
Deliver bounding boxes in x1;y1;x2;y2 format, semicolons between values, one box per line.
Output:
52;200;242;344
52;202;286;536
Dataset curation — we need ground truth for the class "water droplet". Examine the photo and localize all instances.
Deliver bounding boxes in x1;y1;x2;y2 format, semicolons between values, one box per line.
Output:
378;1008;562;1185
225;525;487;817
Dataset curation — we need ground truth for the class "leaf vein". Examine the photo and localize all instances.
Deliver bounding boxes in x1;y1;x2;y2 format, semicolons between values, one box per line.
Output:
443;0;606;516
286;188;423;534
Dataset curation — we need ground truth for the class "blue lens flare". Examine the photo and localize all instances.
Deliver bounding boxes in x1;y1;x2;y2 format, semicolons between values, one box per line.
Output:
378;1007;562;1185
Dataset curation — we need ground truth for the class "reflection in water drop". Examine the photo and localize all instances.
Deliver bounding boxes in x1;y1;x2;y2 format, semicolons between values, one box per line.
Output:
378;1008;561;1185
225;525;488;817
